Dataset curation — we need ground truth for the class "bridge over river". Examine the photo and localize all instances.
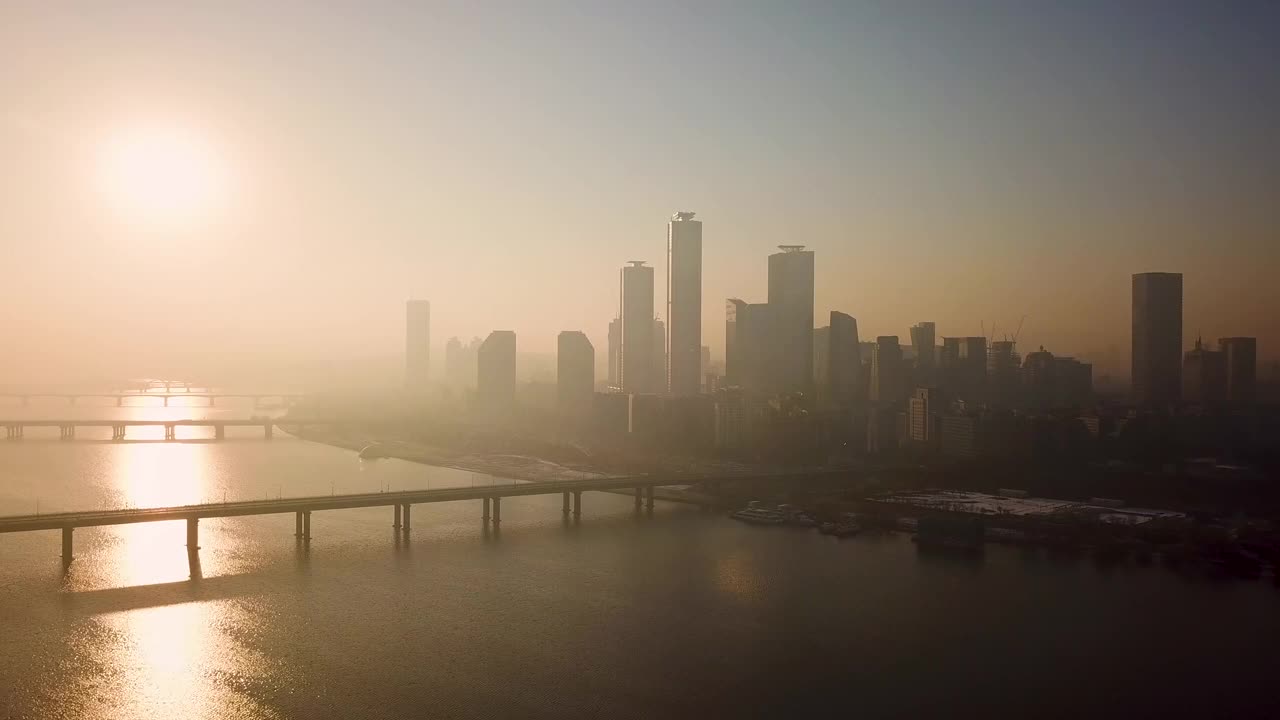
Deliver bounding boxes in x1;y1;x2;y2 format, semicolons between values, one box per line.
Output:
1;418;344;441
0;471;831;569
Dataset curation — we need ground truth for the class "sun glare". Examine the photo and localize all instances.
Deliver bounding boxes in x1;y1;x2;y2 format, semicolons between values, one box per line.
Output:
98;126;228;225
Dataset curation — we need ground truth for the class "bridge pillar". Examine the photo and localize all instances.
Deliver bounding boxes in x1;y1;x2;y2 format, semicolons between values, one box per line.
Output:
645;486;655;511
61;527;73;566
482;497;491;523
264;424;274;440
116;396;123;407
209;396;216;407
112;425;126;441
492;497;501;525
402;504;412;532
562;492;570;515
572;491;582;518
303;511;312;540
186;517;199;550
164;424;176;441
394;503;402;529
295;511;304;538
214;425;225;441
634;487;642;510
163;396;170;407
59;425;75;441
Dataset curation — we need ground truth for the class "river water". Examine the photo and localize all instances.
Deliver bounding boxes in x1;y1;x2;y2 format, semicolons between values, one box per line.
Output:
0;398;1277;718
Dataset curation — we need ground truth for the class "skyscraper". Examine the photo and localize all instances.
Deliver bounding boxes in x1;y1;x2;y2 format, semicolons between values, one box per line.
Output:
619;261;655;393
908;387;935;445
557;331;595;415
607;318;621;390
1182;337;1226;406
870;336;905;406
986;340;1021;408
940;337;987;404
910;322;936;383
444;337;463;387
829;311;861;403
1132;272;1183;407
477;331;516;410
813;326;830;392
768;245;815;394
725;298;778;394
653;317;667;391
405;300;431;393
445;336;481;389
1219;337;1257;405
667;212;703;396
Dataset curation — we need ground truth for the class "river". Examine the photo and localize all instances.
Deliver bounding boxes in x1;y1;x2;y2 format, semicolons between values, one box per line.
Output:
0;397;1277;718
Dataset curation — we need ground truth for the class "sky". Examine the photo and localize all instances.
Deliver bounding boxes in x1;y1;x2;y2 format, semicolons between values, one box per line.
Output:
1;1;1277;386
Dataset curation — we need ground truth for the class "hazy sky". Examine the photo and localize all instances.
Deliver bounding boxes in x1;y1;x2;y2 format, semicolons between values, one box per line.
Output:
2;1;1277;384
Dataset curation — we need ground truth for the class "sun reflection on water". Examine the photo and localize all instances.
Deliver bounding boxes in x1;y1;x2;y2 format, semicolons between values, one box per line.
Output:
107;443;212;588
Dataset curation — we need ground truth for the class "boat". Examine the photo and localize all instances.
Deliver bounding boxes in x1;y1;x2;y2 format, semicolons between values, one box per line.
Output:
819;521;860;537
730;507;786;525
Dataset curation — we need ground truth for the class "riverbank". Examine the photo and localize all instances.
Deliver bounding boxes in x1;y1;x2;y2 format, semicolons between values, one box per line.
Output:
281;424;617;483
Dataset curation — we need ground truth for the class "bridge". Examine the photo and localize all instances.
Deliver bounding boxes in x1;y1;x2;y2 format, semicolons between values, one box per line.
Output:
0;393;302;408
0;472;811;568
1;418;343;441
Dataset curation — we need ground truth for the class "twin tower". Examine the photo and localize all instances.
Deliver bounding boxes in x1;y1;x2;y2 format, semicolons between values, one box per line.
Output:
614;212;704;395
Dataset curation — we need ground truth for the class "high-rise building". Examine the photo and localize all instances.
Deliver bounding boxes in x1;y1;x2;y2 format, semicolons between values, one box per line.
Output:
908;387;935;445
940;337;987;404
1132;272;1183;407
870;336;905;406
405;300;431;393
445;336;481;389
477;331;517;409
986;340;1021;408
607;318;621;390
1021;347;1093;409
557;331;594;415
1183;338;1226;406
813;326;830;392
725;299;745;388
725;299;779;394
768;245;815;394
667;212;703;396
1219;337;1257;405
619;261;655;393
700;345;712;391
830;311;861;403
653;318;667;392
910;322;936;383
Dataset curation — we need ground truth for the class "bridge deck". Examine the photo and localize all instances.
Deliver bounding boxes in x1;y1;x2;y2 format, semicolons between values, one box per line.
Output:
0;419;336;427
0;474;761;534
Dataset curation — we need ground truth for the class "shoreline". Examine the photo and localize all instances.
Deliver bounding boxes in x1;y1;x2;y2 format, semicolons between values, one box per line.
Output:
280;424;618;484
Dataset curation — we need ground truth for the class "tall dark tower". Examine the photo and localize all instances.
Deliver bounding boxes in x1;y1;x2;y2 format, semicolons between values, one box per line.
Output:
619;261;655;393
666;212;703;396
1132;272;1183;407
768;245;815;394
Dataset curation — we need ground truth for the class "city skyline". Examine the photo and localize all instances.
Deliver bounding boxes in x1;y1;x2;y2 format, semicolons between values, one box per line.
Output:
2;3;1277;384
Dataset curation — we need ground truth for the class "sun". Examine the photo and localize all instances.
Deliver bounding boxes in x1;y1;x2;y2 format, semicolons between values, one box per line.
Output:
98;126;228;226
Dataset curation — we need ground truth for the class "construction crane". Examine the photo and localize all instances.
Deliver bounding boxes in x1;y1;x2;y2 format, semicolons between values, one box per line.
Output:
1011;315;1028;344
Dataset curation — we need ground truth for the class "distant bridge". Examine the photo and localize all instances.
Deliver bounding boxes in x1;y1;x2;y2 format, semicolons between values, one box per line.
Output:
1;418;343;441
0;393;303;408
0;471;824;568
